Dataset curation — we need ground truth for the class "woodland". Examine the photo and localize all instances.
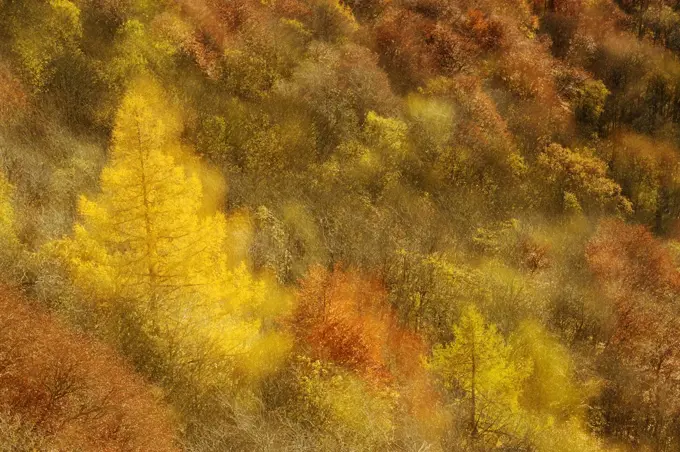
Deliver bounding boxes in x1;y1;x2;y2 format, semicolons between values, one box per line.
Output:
1;0;680;450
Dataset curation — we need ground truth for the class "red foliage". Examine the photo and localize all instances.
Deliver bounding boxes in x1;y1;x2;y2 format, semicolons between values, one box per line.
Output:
0;287;178;451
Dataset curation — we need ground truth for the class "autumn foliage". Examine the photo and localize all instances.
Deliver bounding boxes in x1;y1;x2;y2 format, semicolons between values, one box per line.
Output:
587;219;680;368
587;220;680;448
0;287;177;451
3;0;680;449
293;266;427;384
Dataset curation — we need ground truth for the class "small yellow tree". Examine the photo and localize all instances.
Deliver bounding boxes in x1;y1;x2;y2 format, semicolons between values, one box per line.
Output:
0;171;21;278
0;171;16;246
428;305;531;445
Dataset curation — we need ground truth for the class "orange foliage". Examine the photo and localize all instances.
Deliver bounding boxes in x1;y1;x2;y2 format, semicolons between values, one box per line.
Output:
294;266;392;380
586;220;680;368
0;287;178;451
0;65;28;123
293;266;430;383
587;220;680;300
465;9;506;51
293;266;440;421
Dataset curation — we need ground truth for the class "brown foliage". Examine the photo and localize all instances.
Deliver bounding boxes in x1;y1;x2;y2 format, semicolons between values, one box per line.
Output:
464;9;506;51
532;0;583;16
374;7;437;90
340;0;388;19
519;235;552;272
586;220;680;350
429;24;479;75
0;287;178;451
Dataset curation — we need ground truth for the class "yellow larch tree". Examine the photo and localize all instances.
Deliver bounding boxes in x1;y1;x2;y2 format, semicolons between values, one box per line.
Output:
428;305;532;447
0;170;21;278
0;171;16;247
48;79;291;390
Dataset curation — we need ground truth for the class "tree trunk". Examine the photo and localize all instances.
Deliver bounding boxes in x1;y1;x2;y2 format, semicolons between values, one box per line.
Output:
470;332;478;441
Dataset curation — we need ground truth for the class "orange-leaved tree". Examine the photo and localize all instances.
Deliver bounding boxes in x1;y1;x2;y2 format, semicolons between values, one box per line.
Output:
586;219;680;448
0;286;178;451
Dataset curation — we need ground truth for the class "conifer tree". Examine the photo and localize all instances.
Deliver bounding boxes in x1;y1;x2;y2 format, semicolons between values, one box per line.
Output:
428;305;531;444
48;79;290;388
0;171;16;247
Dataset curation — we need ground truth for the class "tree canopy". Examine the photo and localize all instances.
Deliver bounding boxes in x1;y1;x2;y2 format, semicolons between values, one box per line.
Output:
1;0;680;450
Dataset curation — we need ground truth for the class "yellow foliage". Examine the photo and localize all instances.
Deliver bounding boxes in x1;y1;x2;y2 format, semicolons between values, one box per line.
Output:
104;15;187;90
537;144;633;215
511;321;600;418
406;94;455;150
0;172;17;246
11;0;82;90
296;357;398;448
428;305;532;441
533;417;606;452
47;79;290;386
364;110;409;162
